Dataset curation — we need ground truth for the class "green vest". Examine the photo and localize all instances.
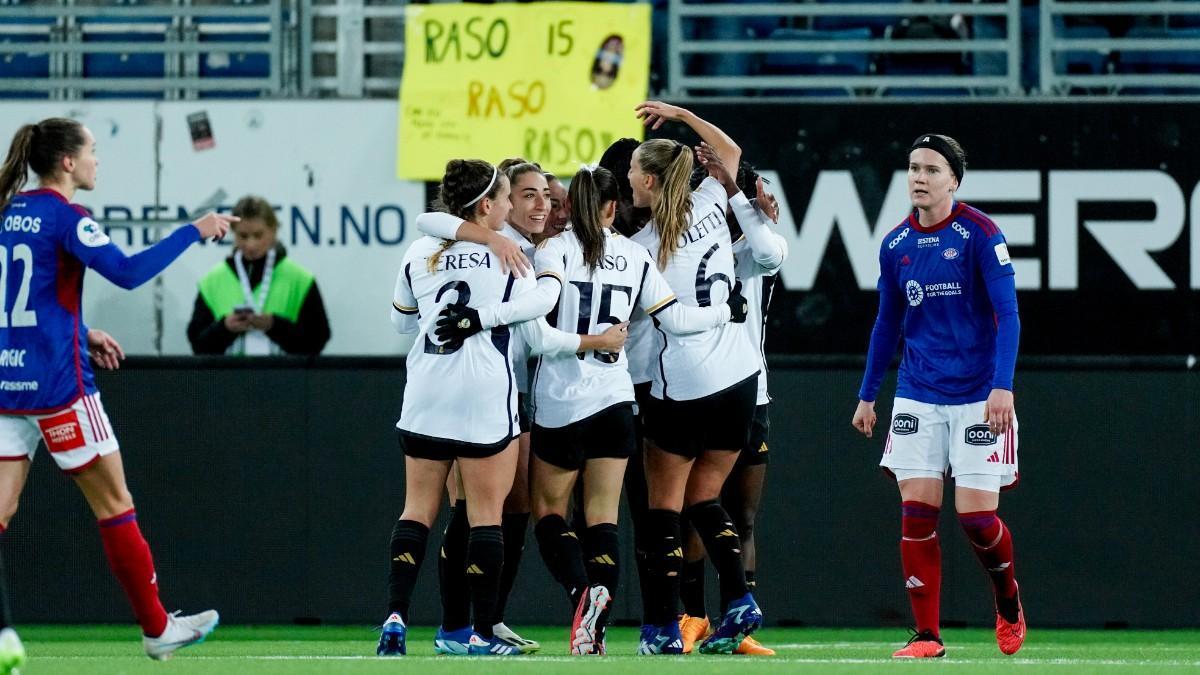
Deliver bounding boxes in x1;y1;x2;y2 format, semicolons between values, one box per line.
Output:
197;257;315;355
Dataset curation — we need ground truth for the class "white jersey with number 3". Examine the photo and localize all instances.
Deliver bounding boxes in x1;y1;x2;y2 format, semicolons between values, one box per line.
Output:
394;236;527;445
630;177;759;401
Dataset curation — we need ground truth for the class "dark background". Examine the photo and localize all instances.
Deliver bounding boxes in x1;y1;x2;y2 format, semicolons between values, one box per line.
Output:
7;356;1196;628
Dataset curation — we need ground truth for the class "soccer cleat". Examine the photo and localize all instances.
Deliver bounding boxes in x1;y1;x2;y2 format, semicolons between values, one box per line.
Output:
637;622;684;655
143;609;219;661
698;592;763;654
376;612;407;656
570;584;611;655
467;633;522;656
0;628;26;674
735;635;776;656
678;613;710;654
892;629;945;658
995;590;1026;655
492;622;540;654
434;625;473;655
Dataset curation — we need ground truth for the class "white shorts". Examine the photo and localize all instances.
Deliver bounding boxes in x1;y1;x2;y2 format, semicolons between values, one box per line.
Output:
0;393;119;474
881;397;1018;491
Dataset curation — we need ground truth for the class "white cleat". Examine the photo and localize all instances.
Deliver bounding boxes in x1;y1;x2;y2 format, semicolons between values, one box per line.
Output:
0;628;26;675
143;610;219;661
492;622;540;654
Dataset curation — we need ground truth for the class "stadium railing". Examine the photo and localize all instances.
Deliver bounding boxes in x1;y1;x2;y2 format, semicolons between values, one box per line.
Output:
666;0;1022;99
300;0;402;98
1039;1;1200;96
0;0;286;99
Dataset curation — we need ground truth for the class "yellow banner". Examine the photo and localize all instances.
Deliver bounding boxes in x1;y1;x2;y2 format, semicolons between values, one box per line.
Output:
397;2;650;181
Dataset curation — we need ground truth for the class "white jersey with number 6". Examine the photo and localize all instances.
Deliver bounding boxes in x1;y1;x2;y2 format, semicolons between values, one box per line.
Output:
532;229;728;428
629;177;759;401
393;236;529;446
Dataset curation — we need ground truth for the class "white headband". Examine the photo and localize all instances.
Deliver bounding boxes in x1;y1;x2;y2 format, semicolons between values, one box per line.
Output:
464;166;498;207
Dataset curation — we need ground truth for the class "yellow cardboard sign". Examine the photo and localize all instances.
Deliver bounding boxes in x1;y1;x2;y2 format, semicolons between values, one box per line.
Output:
397;2;650;181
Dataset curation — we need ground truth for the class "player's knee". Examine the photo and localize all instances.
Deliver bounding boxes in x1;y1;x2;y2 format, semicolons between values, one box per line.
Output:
900;501;940;540
0;501;17;530
957;510;999;546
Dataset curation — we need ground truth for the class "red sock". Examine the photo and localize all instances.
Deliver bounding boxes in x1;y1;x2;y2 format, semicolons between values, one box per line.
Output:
959;511;1017;599
900;501;941;637
98;509;168;637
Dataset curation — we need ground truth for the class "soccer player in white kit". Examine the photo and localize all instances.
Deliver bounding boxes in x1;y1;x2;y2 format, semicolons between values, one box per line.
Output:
851;134;1025;658
378;159;623;657
624;101;763;656
677;155;788;656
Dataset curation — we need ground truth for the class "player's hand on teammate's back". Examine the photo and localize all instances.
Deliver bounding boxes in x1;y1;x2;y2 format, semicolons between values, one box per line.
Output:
635;100;690;130
435;303;483;342
695;142;737;196
223;312;253;333
852;400;878;438
193;212;238;241
726;282;749;323
596;321;630;354
485;232;530;277
984;388;1015;436
86;329;125;370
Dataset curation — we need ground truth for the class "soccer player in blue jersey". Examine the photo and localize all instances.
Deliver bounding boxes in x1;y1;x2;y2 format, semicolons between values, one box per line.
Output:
852;134;1025;659
0;118;234;666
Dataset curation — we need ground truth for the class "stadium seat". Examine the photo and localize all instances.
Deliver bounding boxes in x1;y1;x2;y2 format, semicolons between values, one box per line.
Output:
811;0;904;38
0;16;54;99
195;14;271;98
1115;26;1200;95
81;17;168;100
1057;24;1112;76
759;27;870;97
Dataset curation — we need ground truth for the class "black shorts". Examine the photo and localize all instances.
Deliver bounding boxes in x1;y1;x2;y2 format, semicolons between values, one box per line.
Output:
399;430;512;461
735;404;770;467
531;403;637;471
518;392;533;434
644;374;758;459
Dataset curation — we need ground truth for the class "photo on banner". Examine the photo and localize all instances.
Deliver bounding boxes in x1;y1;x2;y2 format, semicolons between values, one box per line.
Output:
396;1;650;180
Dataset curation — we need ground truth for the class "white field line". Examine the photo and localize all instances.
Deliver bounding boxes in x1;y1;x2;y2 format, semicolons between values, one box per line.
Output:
29;655;1200;666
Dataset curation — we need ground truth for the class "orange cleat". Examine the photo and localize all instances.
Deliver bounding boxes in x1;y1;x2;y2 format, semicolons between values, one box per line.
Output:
678;614;710;654
892;630;945;658
995;592;1026;655
735;635;776;656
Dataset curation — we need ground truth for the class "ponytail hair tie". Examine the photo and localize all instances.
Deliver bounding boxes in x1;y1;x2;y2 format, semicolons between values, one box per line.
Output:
671;143;685;160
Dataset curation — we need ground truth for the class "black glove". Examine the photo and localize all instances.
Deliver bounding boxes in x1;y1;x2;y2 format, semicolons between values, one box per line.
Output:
435;303;483;342
726;282;749;324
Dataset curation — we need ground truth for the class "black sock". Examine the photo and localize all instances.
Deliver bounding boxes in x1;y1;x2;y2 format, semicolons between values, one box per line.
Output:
624;452;654;624
534;515;588;608
680;558;708;618
466;526;504;638
583;523;620;597
645;509;682;626
684;500;748;612
438;500;471;631
388;519;430;623
493;512;529;625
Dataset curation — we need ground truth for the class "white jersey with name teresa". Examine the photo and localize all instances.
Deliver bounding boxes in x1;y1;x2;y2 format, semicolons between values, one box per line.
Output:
629;177;759;401
394;236;527;445
501;223;537;395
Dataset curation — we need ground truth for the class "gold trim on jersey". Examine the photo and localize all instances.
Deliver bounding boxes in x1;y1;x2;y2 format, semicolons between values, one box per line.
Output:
393;300;418;314
646;295;677;316
536;270;564;284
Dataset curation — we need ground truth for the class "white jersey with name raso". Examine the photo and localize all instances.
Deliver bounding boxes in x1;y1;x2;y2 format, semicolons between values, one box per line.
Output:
531;228;724;428
393;236;531;445
629;176;759;401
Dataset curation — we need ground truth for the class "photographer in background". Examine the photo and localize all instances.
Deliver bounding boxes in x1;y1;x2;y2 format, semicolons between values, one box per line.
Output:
187;195;330;355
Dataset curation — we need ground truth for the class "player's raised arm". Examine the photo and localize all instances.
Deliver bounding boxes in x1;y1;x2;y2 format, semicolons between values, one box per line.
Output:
635;101;741;170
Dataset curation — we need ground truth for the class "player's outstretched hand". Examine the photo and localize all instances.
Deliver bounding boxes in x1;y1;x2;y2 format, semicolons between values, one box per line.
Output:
194;212;238;241
755;176;780;224
596;321;630;354
726;282;749;323
636;101;690;130
485;232;530;277
435;303;483;342
984;388;1015;436
852;400;877;438
87;329;125;370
